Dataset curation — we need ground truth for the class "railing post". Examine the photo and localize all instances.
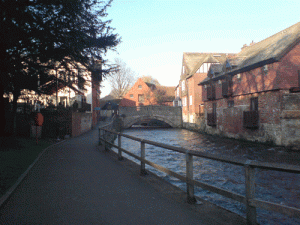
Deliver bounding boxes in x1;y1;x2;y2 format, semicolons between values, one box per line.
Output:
118;133;123;160
245;162;257;225
103;130;107;151
98;128;101;146
186;152;197;204
140;140;147;175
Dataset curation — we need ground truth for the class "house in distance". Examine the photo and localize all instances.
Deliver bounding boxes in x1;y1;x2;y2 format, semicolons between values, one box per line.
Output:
119;78;175;107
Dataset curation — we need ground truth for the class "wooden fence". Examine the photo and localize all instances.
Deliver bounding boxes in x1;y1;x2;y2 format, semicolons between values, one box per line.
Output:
99;127;300;225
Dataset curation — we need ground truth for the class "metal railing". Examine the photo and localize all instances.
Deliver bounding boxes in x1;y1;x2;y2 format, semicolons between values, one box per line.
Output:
98;127;300;225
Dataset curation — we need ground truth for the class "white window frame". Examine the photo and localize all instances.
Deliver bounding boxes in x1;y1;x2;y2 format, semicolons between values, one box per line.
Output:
182;80;186;92
189;95;193;105
182;97;187;107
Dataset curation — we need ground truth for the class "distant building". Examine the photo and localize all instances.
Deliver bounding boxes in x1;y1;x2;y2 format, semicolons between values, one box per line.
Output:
177;52;235;126
119;78;175;107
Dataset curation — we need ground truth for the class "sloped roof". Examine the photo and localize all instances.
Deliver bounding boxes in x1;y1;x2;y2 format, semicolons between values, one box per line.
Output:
208;64;224;76
145;82;157;90
236;22;300;69
38;78;83;95
158;86;176;98
200;21;300;84
182;52;235;79
101;101;119;110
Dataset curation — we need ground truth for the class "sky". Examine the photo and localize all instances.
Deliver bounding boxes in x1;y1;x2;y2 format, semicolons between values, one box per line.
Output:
100;0;300;97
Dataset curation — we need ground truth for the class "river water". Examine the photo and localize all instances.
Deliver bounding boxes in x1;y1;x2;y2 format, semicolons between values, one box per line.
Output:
112;128;300;225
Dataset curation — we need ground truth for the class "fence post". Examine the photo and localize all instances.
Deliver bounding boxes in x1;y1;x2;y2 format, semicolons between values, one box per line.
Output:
103;130;107;151
245;162;257;225
118;133;123;160
98;128;101;146
140;141;147;175
186;152;196;204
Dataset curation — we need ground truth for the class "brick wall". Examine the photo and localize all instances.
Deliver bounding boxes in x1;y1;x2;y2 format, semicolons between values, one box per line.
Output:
72;112;92;137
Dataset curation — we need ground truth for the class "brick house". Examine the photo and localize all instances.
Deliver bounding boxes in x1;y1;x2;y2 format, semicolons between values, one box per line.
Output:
119;78;175;107
178;52;235;126
199;22;300;149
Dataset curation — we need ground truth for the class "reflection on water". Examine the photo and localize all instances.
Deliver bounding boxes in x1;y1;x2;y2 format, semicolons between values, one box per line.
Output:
113;128;300;225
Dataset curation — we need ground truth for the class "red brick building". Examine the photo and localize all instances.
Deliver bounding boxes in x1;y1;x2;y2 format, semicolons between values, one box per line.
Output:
178;53;235;125
119;78;175;107
199;22;300;149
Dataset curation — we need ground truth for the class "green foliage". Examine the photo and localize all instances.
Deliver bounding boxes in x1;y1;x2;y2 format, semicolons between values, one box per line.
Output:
0;0;121;135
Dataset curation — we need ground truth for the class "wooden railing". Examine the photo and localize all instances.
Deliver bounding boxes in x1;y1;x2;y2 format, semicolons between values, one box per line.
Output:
243;111;259;128
99;127;300;225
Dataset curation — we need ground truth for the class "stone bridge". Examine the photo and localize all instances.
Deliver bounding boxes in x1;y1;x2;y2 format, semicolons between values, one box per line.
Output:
119;105;182;129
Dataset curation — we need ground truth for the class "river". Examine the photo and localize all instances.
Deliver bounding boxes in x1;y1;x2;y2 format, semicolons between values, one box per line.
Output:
112;127;300;225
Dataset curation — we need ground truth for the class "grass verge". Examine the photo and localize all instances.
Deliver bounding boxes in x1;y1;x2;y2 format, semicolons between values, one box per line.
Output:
0;137;53;198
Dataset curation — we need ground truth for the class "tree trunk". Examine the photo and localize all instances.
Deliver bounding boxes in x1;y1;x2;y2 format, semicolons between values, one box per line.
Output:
11;90;21;136
0;84;7;137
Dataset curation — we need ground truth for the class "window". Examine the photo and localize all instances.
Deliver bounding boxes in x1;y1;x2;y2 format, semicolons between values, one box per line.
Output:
177;88;179;97
244;98;259;128
228;100;234;108
138;94;144;103
182;97;187;106
262;65;268;75
298;70;300;87
138;85;142;89
189;115;194;123
130;94;133;98
182;80;186;92
197;63;212;73
236;73;241;81
207;103;217;126
207;84;216;100
250;97;258;111
189;95;192;105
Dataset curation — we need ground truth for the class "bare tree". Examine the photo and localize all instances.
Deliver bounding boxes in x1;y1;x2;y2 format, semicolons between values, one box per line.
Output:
108;58;137;99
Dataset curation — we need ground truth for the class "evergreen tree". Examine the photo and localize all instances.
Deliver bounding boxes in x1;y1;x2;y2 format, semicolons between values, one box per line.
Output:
0;0;120;135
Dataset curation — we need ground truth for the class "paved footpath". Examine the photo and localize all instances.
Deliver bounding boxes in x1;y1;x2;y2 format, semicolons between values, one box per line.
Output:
0;126;245;225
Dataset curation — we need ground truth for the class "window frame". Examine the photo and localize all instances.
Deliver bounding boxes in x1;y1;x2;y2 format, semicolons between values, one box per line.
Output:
138;94;145;103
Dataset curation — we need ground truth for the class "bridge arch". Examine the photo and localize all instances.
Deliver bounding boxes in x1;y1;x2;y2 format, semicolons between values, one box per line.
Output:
119;106;182;129
123;115;177;129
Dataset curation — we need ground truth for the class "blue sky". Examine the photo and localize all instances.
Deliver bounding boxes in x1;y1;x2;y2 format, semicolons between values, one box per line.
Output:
100;0;300;97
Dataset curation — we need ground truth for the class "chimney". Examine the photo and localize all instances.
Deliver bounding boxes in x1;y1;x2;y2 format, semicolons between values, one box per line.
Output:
249;40;256;46
241;44;248;51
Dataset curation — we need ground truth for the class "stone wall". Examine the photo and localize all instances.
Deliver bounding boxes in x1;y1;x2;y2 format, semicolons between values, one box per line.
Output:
202;91;300;149
281;93;300;149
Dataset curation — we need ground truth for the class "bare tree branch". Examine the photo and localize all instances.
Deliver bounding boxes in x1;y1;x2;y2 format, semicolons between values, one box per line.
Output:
108;58;137;99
